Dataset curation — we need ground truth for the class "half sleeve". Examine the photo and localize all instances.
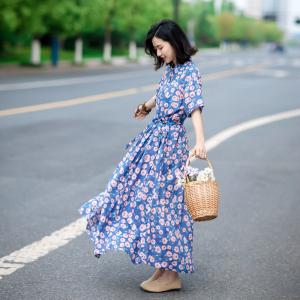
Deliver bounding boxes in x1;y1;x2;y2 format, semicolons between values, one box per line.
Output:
183;68;204;117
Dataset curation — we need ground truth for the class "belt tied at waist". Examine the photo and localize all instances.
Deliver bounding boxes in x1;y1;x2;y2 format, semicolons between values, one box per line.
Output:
151;117;183;126
124;117;183;150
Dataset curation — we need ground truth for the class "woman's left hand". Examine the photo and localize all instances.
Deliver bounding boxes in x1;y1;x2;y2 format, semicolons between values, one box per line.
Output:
189;142;207;160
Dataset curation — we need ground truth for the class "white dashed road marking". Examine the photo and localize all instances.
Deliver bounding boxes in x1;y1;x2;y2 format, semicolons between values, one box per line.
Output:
292;59;300;68
0;218;85;279
1;107;300;279
256;69;289;78
0;69;151;91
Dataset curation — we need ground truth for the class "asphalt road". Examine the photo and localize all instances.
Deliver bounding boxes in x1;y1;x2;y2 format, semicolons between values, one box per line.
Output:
0;47;300;300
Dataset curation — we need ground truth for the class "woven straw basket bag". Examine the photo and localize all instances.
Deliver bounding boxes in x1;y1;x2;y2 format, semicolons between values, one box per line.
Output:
183;156;220;222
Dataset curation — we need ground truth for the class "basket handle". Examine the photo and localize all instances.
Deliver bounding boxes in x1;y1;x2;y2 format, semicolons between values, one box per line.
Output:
184;155;214;183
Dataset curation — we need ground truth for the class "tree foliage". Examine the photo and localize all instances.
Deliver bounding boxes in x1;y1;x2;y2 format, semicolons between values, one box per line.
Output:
0;0;284;59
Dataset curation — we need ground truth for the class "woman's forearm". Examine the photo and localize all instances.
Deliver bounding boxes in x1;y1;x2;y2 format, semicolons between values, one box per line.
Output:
189;108;207;159
145;95;156;110
191;109;205;143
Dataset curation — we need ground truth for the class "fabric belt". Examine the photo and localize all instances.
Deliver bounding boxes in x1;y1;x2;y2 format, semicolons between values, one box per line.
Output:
151;117;183;126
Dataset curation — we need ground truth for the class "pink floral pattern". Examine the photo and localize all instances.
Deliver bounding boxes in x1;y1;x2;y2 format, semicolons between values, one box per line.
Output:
79;60;204;273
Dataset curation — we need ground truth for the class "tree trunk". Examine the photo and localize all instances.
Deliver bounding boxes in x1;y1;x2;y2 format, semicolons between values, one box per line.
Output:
103;19;113;62
173;0;180;22
187;19;196;47
51;36;59;67
74;37;83;64
102;0;117;63
129;40;137;61
30;38;41;65
103;38;112;63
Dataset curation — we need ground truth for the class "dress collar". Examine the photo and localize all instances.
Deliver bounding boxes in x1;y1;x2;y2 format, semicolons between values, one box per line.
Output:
167;60;192;74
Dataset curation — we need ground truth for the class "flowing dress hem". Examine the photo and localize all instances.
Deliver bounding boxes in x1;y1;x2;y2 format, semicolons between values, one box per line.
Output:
87;237;195;274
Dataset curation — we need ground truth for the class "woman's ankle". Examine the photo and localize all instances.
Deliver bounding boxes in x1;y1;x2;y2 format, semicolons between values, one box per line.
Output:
161;270;179;279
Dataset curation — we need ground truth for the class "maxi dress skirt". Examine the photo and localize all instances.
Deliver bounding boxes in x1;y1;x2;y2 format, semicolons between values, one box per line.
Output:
79;60;204;273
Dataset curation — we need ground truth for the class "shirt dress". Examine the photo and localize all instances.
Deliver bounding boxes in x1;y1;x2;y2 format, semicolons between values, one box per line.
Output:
79;59;204;273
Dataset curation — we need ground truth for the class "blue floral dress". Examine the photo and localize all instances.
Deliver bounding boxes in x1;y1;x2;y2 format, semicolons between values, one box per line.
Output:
79;59;204;273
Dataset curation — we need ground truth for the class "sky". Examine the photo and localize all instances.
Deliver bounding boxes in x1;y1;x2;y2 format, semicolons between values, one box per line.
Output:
231;0;247;10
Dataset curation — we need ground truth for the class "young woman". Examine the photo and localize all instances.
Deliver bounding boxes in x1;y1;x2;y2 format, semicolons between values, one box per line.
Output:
79;19;207;293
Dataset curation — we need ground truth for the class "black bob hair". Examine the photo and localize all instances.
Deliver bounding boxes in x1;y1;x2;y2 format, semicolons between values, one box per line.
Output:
144;19;198;70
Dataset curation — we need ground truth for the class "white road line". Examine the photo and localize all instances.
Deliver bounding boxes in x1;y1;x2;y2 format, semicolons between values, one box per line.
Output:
205;108;300;150
0;69;156;92
256;69;289;78
1;107;300;279
0;61;265;92
273;70;289;78
0;63;266;117
292;59;300;68
0;87;143;117
233;59;245;67
0;218;85;279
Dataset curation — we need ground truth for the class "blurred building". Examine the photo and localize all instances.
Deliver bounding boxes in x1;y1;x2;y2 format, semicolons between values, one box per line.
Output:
245;0;263;19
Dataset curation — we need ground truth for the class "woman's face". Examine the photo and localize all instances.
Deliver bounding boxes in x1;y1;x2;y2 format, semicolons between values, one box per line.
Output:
152;36;176;65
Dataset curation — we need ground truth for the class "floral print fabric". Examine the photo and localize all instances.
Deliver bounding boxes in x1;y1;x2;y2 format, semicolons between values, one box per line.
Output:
79;59;204;273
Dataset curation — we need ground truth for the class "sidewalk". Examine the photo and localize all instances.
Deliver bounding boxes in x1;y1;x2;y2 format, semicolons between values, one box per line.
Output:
0;56;154;78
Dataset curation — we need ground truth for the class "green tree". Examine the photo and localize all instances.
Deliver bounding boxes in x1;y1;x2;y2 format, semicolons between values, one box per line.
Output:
263;21;284;42
221;0;235;13
0;0;20;51
195;0;220;47
115;0;172;61
53;0;92;64
217;12;235;41
0;0;48;64
180;0;220;47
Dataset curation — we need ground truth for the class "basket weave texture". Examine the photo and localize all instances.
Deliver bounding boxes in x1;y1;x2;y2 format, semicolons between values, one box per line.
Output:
183;157;220;222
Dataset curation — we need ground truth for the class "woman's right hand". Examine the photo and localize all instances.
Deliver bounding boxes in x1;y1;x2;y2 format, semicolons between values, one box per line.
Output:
134;103;151;120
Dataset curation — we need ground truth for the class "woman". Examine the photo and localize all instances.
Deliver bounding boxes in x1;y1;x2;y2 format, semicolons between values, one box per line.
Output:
79;19;207;293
